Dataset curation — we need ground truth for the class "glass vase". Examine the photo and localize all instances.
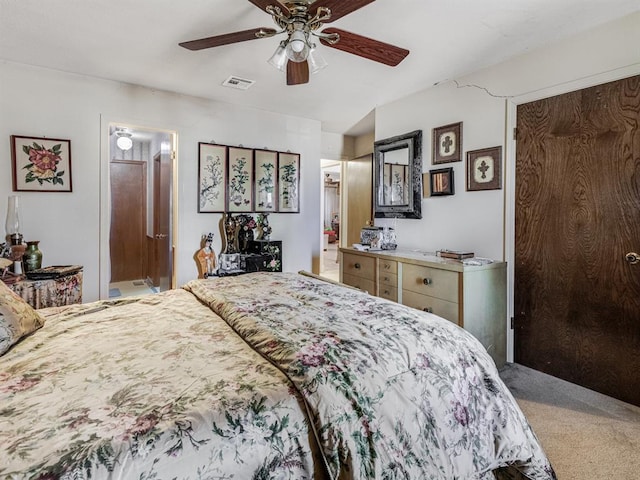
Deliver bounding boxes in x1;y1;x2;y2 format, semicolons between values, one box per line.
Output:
24;241;43;272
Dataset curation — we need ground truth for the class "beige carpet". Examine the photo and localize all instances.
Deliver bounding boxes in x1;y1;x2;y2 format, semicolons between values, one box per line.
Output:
499;363;640;480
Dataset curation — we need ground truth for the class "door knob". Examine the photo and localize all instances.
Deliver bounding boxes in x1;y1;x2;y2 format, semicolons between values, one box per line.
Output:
155;233;168;239
625;252;640;265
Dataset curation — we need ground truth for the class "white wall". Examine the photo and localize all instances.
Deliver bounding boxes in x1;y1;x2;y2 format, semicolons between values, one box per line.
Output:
376;82;506;259
375;12;640;261
374;12;640;360
0;61;322;302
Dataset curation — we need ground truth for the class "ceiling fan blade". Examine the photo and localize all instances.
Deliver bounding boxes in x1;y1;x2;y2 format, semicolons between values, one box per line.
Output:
248;0;290;17
319;27;409;66
287;61;309;85
179;27;277;50
315;0;375;22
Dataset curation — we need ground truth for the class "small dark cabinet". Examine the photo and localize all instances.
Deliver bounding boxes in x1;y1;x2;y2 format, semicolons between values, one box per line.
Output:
247;240;282;272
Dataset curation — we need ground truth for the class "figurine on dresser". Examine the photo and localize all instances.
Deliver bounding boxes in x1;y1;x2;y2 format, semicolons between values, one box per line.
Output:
196;233;216;278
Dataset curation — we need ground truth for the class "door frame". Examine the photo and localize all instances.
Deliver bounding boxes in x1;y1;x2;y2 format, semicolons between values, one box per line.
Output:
504;64;640;362
99;116;178;300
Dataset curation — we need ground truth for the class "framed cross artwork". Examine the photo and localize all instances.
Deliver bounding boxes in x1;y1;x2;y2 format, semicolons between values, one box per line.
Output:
432;122;462;164
466;146;502;191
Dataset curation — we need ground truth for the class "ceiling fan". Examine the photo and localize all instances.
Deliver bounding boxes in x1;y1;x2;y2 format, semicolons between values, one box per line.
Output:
179;0;409;86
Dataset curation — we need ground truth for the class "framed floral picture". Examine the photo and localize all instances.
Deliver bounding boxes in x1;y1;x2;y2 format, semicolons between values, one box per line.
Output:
198;142;227;213
432;122;462;164
11;135;72;192
254;149;278;212
227;147;254;212
467;146;502;191
277;152;300;213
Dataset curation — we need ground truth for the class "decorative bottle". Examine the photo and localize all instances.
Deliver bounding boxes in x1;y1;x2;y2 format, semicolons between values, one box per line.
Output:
222;213;238;254
24;241;43;272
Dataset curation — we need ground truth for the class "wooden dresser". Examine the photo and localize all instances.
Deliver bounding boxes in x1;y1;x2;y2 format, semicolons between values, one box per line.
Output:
340;247;506;367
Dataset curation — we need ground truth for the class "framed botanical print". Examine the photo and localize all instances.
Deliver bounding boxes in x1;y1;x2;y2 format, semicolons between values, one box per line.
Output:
198;142;227;212
390;164;408;205
254;149;278;212
11;135;72;192
277;152;300;213
227;147;254;212
432;122;462;164
467;146;502;191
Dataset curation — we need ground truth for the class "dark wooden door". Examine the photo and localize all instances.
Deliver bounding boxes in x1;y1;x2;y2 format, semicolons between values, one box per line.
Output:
152;152;172;292
110;160;147;282
515;75;640;406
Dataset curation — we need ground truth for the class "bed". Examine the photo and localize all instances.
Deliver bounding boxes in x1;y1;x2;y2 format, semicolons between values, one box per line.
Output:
0;272;556;479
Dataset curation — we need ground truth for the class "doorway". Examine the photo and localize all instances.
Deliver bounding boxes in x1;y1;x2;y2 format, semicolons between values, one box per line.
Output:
514;75;640;406
107;124;175;299
320;160;341;282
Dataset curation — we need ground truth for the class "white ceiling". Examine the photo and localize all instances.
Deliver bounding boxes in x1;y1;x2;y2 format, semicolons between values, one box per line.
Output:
1;1;638;135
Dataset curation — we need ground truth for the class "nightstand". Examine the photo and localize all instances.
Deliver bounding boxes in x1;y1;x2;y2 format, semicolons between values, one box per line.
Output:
10;270;83;309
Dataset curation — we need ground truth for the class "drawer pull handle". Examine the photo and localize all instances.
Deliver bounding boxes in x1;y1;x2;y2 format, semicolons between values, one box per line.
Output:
384;276;389;281
422;278;432;285
384;264;390;270
423;307;433;313
354;263;361;269
384;290;390;295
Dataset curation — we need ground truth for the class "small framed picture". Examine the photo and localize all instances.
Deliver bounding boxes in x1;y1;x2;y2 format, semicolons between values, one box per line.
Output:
227;147;254;212
467;146;502;191
198;142;227;212
11;135;72;192
278;152;300;213
429;167;454;196
432;122;462;164
254;149;278;212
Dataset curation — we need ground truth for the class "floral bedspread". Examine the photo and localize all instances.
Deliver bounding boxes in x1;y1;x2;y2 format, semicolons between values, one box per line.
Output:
0;289;318;479
184;273;556;480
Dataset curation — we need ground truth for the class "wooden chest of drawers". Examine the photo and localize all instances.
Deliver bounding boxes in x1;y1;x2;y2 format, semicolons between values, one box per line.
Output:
339;248;507;367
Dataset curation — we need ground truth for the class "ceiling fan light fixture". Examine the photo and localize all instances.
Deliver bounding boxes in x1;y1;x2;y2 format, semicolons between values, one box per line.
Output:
115;128;133;151
285;28;310;63
308;48;328;74
268;41;287;71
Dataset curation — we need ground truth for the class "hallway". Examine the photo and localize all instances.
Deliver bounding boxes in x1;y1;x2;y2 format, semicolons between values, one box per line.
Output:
320;242;339;282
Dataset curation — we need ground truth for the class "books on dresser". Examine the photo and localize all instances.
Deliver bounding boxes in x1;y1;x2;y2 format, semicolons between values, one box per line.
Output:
438;250;474;260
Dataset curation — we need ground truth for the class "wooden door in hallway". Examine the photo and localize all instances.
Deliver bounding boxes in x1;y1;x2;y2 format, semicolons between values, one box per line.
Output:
346;154;373;246
514;75;640;406
110;160;147;282
152;152;172;291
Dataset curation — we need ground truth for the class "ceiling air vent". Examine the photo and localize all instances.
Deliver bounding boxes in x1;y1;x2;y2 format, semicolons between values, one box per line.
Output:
222;76;255;90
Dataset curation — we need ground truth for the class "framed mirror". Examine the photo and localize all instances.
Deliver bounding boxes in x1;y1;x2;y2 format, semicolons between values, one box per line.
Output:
373;130;423;219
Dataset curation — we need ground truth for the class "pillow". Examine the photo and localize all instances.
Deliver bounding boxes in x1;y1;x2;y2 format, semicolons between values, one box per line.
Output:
0;280;45;355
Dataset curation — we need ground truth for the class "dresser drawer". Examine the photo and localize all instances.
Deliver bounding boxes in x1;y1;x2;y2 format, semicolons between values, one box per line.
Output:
402;263;459;303
378;259;397;275
342;253;375;279
377;269;398;301
342;273;375;294
378;284;398;302
378;271;398;288
402;290;460;325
